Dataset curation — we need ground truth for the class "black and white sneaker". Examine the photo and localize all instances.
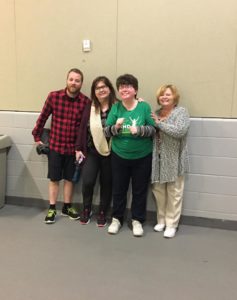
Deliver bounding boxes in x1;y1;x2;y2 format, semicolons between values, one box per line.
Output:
45;209;57;224
61;206;80;220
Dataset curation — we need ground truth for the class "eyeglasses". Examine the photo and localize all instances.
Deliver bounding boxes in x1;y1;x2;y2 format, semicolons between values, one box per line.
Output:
118;84;134;90
95;85;108;91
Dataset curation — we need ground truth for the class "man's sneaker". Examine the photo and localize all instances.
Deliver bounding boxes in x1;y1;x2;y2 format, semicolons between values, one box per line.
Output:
96;211;107;227
80;208;92;225
154;223;165;232
61;206;80;220
45;209;56;224
163;227;176;238
108;218;121;234
132;220;144;237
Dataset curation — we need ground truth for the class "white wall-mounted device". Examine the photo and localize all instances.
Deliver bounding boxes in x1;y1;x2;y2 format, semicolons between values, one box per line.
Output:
82;39;91;52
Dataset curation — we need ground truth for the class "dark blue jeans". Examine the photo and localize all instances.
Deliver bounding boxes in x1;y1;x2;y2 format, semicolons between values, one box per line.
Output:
111;151;152;224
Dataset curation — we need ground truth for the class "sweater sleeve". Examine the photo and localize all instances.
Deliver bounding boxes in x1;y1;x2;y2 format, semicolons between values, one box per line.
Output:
104;103;120;137
135;102;155;137
156;107;190;139
75;102;91;152
135;125;156;137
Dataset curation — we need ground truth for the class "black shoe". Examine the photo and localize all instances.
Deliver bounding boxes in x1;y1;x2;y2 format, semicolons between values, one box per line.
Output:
45;209;56;224
61;206;80;220
96;211;107;227
80;208;92;225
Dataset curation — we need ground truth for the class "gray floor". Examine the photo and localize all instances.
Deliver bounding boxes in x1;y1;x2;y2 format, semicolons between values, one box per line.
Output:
0;204;237;300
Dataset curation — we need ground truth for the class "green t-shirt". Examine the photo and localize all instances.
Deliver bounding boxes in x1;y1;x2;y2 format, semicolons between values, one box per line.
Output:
106;101;155;159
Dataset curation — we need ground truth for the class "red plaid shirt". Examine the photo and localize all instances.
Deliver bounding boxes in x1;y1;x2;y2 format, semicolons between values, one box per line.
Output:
32;89;90;155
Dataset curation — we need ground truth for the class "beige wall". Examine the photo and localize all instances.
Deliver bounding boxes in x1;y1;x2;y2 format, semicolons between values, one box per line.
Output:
0;0;237;117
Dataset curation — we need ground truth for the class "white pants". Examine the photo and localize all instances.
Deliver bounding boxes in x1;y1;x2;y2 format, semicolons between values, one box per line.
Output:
152;176;184;228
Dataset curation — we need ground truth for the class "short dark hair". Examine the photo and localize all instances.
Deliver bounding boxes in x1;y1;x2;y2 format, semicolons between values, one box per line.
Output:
116;74;138;91
91;76;116;113
67;68;84;82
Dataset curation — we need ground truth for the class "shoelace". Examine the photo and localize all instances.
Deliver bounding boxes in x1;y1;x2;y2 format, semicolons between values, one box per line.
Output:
112;219;119;226
134;223;142;232
98;211;105;221
83;209;90;217
47;209;56;217
68;207;77;214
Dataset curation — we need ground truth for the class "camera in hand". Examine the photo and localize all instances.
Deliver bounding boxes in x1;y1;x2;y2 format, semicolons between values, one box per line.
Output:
36;128;50;156
36;143;50;155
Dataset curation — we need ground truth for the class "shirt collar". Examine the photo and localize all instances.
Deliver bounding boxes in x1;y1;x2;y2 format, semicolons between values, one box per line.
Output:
63;88;82;101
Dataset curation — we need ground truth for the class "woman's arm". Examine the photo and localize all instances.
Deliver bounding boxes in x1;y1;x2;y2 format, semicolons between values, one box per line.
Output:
75;102;91;152
104;123;122;137
130;102;155;137
104;103;122;137
132;125;156;137
156;107;190;139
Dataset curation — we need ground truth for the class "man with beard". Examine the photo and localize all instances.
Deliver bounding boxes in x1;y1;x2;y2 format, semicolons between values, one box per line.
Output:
32;68;90;224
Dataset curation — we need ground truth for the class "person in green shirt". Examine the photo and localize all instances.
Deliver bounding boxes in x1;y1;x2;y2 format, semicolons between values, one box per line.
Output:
104;74;155;237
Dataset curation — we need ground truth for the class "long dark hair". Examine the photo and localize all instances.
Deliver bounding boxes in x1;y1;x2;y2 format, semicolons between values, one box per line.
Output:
91;76;117;113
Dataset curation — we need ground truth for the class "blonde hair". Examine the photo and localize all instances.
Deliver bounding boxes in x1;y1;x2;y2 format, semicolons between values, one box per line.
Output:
156;84;180;106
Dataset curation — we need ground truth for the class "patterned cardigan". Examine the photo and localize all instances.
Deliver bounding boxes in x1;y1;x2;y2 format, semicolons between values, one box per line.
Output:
151;106;190;184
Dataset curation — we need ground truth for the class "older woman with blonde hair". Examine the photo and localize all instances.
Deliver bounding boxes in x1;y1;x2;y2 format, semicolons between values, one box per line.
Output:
151;84;190;238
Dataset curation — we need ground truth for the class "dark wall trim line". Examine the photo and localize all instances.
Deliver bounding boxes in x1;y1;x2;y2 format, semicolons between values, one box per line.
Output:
5;196;237;231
